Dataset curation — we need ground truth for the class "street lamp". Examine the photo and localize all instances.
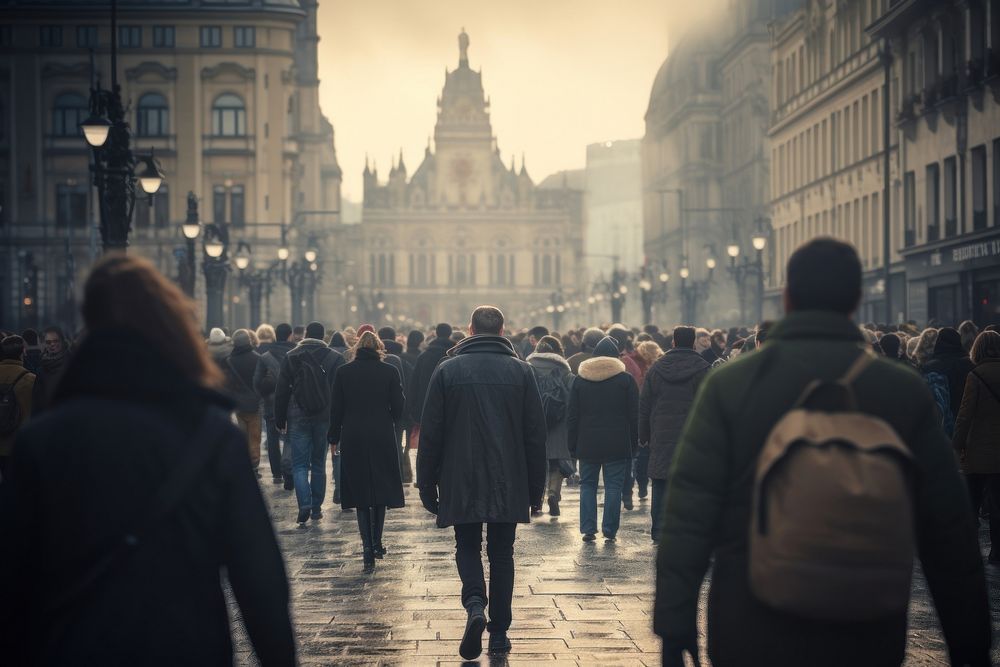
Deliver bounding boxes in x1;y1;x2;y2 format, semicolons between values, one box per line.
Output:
202;222;230;330
80;113;111;148
177;192;201;298
233;242;251;271
137;150;164;196
304;247;318;264
277;246;290;261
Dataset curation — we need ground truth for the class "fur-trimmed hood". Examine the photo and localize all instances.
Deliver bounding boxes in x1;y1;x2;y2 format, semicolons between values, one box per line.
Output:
578;356;627;382
526;352;571;372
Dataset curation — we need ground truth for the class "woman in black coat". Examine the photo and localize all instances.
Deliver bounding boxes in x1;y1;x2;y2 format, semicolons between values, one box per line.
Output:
567;336;639;542
0;255;294;666
329;330;405;570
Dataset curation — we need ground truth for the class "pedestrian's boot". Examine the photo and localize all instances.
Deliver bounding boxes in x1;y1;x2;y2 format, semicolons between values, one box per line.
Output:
296;507;310;525
638;482;648;500
548;496;560;516
622;490;634;511
373;505;387;559
459;597;487;660
488;631;512;656
357;509;376;572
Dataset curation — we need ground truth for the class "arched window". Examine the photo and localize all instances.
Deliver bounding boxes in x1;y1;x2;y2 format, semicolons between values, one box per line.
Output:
52;92;87;137
212;93;246;136
137;92;169;137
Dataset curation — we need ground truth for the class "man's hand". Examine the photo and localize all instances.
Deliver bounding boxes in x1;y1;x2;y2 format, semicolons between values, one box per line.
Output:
661;635;700;667
418;486;439;516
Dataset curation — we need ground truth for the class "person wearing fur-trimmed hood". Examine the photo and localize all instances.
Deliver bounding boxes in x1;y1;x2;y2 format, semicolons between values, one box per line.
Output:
526;335;575;517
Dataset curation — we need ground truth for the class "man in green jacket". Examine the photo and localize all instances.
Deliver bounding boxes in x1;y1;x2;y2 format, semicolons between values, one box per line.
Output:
654;238;990;667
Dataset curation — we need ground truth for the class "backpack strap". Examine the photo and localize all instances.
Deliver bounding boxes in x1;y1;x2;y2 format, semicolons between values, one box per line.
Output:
839;350;875;386
226;356;255;394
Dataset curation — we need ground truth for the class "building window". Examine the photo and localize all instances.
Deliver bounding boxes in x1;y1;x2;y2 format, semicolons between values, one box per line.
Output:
904;171;916;246
152;26;175;48
926;163;940;242
76;26;98;48
234;26;255;48
51;92;87;137
40;26;62;48
118;25;141;48
211;93;246;136
213;185;226;223
230;185;245;227
972;145;987;231
200;26;222;48
136;93;168;137
943;156;957;237
56;184;88;228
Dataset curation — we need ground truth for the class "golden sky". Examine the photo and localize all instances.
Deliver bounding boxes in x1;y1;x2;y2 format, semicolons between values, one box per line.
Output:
316;1;725;203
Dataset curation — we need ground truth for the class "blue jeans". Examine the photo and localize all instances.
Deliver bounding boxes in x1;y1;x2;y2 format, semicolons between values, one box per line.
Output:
288;416;330;512
579;459;629;538
650;478;669;542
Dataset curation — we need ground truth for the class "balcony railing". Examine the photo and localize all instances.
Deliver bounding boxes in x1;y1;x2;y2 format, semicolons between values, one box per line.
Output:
896;93;919;124
927;222;940;242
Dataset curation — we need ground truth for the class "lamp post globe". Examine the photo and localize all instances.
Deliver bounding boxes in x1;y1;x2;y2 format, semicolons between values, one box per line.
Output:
80;114;111;147
205;239;225;258
277;246;290;261
727;243;740;258
752;234;768;252
304;248;318;263
137;153;164;194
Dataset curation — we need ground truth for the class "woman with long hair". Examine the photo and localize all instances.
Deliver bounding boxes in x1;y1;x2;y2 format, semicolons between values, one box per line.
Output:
0;255;294;665
330;330;405;570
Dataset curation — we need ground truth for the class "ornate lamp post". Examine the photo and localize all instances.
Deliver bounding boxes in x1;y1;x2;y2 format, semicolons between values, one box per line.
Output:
725;219;769;325
202;221;230;331
177;192;201;298
80;0;164;252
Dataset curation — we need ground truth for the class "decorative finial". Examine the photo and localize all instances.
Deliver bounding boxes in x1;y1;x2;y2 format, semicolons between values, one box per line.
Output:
459;29;470;66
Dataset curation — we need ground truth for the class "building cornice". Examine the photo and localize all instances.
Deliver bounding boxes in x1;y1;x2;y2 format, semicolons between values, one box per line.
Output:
201;61;255;82
126;61;178;82
41;61;92;80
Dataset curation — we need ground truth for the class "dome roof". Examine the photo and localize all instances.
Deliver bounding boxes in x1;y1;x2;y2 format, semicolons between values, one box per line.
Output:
646;21;724;118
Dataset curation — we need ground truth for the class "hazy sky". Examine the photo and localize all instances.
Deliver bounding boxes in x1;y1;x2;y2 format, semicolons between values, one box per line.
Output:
315;2;723;203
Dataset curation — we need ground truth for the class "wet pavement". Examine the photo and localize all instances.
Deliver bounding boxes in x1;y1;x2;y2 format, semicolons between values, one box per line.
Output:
230;450;1000;666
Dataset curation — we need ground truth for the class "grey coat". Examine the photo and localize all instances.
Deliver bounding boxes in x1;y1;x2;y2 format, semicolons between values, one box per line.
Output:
527;352;574;461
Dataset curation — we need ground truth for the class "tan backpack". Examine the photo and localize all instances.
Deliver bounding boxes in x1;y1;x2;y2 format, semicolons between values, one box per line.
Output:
749;352;916;622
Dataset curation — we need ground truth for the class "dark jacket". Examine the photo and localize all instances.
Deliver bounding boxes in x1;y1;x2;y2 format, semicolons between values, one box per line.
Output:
526;352;574;461
0;330;294;666
253;341;295;419
654;311;989;667
639;348;711;480
223;344;261;413
416;335;547;527
22;348;42;375
273;339;345;430
406;337;454;426
382;338;404;357
953;358;1000;475
923;334;975;418
567;356;639;464
0;359;36;457
32;349;68;414
566;351;592;375
330;348;406;510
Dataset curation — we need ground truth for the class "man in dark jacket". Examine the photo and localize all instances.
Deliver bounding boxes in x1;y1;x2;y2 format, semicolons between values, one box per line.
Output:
567;327;604;374
406;323;455;427
923;326;975;420
274;321;345;524
254;323;296;486
224;329;262;475
639;325;710;542
655;239;990;667
399;329;425;483
416;306;547;661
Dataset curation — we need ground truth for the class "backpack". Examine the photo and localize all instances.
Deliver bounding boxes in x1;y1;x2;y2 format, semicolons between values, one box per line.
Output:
0;370;29;436
293;348;332;416
534;367;569;429
923;370;954;436
749;352;915;622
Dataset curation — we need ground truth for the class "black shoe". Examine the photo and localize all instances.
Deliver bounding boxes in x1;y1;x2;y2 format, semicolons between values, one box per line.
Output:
333;490;341;504
459;601;487;660
272;476;283;485
603;531;616;542
296;508;310;524
638;485;648;500
531;505;543;517
311;510;323;521
488;631;512;656
548;497;560;516
374;544;386;559
622;494;634;511
283;478;294;491
363;548;376;572
582;533;596;542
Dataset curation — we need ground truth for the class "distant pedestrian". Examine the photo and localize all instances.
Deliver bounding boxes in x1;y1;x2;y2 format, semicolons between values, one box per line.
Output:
959;320;980;354
329;331;405;570
33;326;70;413
417;306;546;660
291;325;305;343
879;332;903;360
923;327;975;434
953;330;1000;563
255;323;296;486
224;329;262;474
0;335;36;481
206;327;232;368
639;326;710;542
274;321;345;525
0;255;295;665
700;329;726;365
654;238;989;667
567;327;604;374
406;323;455;430
526;335;574;517
568;336;639;542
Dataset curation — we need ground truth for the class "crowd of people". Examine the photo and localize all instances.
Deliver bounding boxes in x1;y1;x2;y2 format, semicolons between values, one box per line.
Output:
0;237;998;665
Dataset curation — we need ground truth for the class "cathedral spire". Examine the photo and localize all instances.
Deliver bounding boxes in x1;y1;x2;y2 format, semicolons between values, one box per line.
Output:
458;28;469;67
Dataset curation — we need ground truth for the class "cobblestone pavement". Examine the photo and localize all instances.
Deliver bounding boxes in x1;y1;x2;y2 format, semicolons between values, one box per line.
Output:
229;450;1000;666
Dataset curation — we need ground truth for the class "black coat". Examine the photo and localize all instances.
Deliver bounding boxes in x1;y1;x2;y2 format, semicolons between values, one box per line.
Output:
0;331;294;666
406;337;454;426
526;352;574;461
253;341;295;418
416;335;547;527
329;348;406;510
639;348;711;480
567;356;639;464
923;342;975;418
223;344;261;413
273;339;345;430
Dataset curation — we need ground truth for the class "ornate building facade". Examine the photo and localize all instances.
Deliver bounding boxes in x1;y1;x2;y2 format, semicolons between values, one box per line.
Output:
1;0;342;332
352;32;585;329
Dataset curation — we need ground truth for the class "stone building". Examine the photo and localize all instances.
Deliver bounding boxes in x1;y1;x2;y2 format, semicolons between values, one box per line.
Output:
870;0;1000;327
353;31;585;329
769;0;903;323
0;0;342;332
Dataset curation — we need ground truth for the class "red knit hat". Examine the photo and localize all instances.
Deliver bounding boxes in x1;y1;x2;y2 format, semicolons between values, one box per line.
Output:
357;324;376;336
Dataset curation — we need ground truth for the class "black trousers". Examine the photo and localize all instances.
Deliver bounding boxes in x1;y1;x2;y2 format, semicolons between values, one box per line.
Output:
966;473;1000;555
453;522;517;633
263;416;285;481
